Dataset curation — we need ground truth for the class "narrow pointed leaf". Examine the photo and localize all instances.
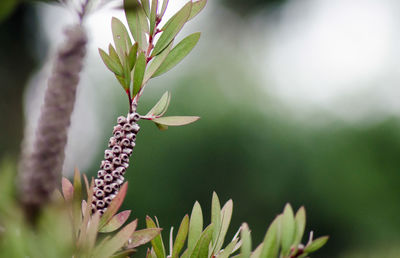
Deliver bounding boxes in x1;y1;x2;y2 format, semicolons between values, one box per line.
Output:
211;192;221;251
217;239;238;258
153;32;200;77
112;250;136;258
144;42;172;83
152;116;200;126
93;220;138;258
99;49;124;76
73;168;82;202
141;0;150;17
125;0;148;50
190;224;214;258
61;177;73;202
99;182;129;229
281;204;296;256
133;51;146;96
123;55;131;90
99;210;132;233
159;0;169;19
128;43;139;71
86;211;101;251
109;44;122;64
188;201;203;254
145;91;171;117
127;228;163;249
112;17;132;58
78;178;94;247
149;0;158;33
172;215;189;258
293;206;306;246
146;216;166;258
240;223;252;258
304;236;329;253
152;2;192;56
214;199;233;253
188;0;207;20
260;216;280;258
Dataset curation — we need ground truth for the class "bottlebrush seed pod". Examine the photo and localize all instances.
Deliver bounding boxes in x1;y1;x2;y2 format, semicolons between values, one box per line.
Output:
92;112;140;214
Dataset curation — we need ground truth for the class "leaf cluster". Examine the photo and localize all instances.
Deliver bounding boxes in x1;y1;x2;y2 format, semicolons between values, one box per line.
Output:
145;193;328;258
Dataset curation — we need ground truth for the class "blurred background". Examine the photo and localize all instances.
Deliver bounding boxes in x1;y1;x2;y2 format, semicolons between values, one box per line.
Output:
2;0;400;257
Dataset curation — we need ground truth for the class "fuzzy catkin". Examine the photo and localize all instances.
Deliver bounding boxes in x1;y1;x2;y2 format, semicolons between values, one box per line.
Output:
20;25;87;213
92;112;140;215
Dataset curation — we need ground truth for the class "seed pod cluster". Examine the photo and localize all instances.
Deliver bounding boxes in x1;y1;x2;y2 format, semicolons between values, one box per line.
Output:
92;112;140;215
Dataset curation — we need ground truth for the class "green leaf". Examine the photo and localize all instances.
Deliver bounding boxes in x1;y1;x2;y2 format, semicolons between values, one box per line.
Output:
141;0;150;17
280;203;296;256
215;199;233;253
127;228;163;249
61;177;73;202
146;216;166;258
128;43;138;71
149;0;158;34
93;220;138;258
172;215;189;258
189;224;214;258
99;210;131;233
99;48;124;76
112;17;132;59
125;0;148;50
123;55;131;91
304;236;329;253
260;215;280;258
0;0;18;24
99;182;129;229
153;32;200;77
145;91;171;117
240;223;252;258
211;192;221;252
109;44;122;65
216;239;238;258
293;206;306;246
133;51;147;96
152;116;200;126
187;201;203;255
188;0;207;20
159;0;169;19
85;211;101;251
111;250;136;258
250;243;263;258
144;42;172;83
152;1;192;56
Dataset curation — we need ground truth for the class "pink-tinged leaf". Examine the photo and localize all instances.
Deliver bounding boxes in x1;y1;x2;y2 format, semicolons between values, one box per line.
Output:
81;200;87;217
146;216;166;258
86;211;101;251
62;177;74;201
126;228;162;249
152;116;200;126
99;210;132;233
93;219;138;258
99;182;129;229
78;178;95;247
73;168;83;235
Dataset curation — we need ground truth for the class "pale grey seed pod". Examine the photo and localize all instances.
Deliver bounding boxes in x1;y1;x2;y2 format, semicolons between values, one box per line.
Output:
125;133;135;140
112;157;122;166
123;148;133;155
97;170;106;178
111;170;120;178
116;178;124;185
115;166;125;174
103;162;113;171
120;153;129;162
104;174;113;183
121;162;129;169
104;185;113;193
112;145;122;154
104;196;113;204
117;116;127;125
114;130;123;139
130;141;136;148
108;137;117;147
104;150;114;160
95;189;104;198
91;203;96;211
123;123;133;132
113;125;122;134
99;210;104;215
120;138;131;147
95;179;104;187
131;124;140;133
111;183;119;191
128;112;140;123
96;200;105;208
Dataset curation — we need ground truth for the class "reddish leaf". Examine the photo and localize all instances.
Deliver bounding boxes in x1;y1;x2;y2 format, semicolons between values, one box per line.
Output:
99;210;132;233
61;177;73;201
126;228;162;249
99;182;129;229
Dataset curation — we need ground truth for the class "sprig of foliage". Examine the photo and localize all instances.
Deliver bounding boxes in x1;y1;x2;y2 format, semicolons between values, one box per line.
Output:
146;193;328;258
99;0;206;128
